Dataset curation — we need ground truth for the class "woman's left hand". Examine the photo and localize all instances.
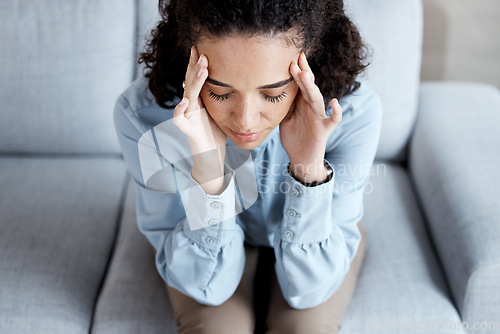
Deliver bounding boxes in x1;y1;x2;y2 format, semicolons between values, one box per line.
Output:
279;52;343;183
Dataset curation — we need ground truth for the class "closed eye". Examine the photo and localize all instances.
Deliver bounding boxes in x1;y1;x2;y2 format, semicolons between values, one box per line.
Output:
208;90;288;103
263;92;287;103
208;91;230;102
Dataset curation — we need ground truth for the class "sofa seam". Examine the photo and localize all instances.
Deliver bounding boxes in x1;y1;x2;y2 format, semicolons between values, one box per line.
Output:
406;163;459;313
88;172;131;334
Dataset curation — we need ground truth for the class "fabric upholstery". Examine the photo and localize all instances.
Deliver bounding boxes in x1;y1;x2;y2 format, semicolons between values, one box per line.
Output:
1;0;499;332
345;0;423;162
0;0;136;154
91;179;177;334
92;164;464;333
341;163;464;333
0;157;127;334
135;0;162;79
409;81;500;324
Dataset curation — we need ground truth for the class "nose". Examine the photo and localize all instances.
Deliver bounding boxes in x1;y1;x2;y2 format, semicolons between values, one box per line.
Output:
232;98;260;132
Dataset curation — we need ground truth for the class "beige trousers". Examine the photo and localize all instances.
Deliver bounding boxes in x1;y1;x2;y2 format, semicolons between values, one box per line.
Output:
165;221;367;334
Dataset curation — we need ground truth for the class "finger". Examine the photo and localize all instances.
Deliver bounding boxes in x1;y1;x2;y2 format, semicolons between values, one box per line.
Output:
298;52;315;82
187;46;198;74
289;61;311;102
327;98;343;130
298;68;326;117
173;97;190;125
290;55;324;114
184;54;209;110
184;56;208;98
185;46;203;84
296;53;322;103
183;46;198;89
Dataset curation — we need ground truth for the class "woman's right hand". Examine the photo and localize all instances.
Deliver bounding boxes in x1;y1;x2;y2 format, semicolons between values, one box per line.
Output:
173;46;227;153
173;46;227;194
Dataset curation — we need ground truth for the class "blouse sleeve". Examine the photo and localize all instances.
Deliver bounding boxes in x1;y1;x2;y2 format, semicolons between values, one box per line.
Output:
272;84;382;309
113;93;246;306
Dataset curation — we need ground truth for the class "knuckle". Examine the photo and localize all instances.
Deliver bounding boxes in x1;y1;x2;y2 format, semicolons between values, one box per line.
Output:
174;103;184;112
172;117;180;127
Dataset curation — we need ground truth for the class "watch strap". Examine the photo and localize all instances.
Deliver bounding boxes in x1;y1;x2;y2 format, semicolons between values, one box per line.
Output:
287;161;333;187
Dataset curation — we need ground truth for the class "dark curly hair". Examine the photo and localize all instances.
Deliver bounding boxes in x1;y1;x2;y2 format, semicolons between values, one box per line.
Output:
139;0;371;109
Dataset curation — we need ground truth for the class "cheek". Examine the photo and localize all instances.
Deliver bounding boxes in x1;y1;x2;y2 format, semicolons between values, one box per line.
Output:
274;105;291;123
275;87;298;119
200;89;217;115
201;97;229;124
288;84;299;102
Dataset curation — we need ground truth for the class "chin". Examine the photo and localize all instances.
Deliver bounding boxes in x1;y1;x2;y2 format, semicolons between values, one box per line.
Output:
231;137;264;150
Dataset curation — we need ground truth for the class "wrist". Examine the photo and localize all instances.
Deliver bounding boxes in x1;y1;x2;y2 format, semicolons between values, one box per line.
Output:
189;139;226;170
188;136;223;156
191;163;225;195
289;161;328;184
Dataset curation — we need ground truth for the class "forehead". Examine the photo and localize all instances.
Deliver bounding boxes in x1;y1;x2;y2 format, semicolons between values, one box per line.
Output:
196;34;301;89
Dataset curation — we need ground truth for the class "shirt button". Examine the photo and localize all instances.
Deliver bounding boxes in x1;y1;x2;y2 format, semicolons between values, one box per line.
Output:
291;188;300;197
208;219;218;226
206;236;216;244
287;209;297;217
210;202;221;209
284;230;294;239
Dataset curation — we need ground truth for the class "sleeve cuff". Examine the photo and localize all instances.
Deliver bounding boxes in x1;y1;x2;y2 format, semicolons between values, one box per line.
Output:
178;164;244;251
280;159;336;244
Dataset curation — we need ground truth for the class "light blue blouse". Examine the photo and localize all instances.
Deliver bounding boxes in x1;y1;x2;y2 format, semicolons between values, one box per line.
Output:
113;75;382;309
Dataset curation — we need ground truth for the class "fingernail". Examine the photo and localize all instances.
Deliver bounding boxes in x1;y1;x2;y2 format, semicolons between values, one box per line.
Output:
294;62;300;72
180;97;187;106
197;68;204;77
197;55;202;65
190;47;193;58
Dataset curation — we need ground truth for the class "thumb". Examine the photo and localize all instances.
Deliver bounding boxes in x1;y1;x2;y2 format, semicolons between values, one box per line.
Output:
327;98;342;128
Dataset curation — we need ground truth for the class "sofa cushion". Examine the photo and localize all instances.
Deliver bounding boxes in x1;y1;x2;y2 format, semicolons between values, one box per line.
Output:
135;0;162;80
93;163;463;333
342;163;464;333
410;82;500;324
91;178;177;334
345;0;423;162
0;0;135;154
0;157;127;334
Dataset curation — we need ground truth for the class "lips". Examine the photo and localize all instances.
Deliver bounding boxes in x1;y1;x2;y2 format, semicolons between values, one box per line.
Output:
230;129;263;143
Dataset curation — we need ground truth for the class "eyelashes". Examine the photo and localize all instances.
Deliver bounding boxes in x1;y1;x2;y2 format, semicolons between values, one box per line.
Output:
208;91;287;103
208;91;230;102
264;92;287;103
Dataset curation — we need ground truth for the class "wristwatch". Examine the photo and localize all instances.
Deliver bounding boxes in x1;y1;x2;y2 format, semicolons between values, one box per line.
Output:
287;161;334;187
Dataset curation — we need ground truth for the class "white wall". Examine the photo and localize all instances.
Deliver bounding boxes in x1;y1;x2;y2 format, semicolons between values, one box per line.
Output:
421;0;500;89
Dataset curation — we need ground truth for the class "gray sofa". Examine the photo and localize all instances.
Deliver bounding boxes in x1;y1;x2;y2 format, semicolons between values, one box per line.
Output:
1;0;499;333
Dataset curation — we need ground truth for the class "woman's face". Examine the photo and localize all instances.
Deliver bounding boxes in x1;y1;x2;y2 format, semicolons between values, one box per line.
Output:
197;34;300;150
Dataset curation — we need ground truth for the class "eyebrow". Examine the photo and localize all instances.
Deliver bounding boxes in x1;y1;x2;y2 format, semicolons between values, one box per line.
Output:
206;77;294;89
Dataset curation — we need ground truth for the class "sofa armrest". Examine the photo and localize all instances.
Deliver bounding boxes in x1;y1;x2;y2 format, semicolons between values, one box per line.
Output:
409;81;500;324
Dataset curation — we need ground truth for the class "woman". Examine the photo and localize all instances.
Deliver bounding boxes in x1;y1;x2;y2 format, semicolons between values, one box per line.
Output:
114;0;382;332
